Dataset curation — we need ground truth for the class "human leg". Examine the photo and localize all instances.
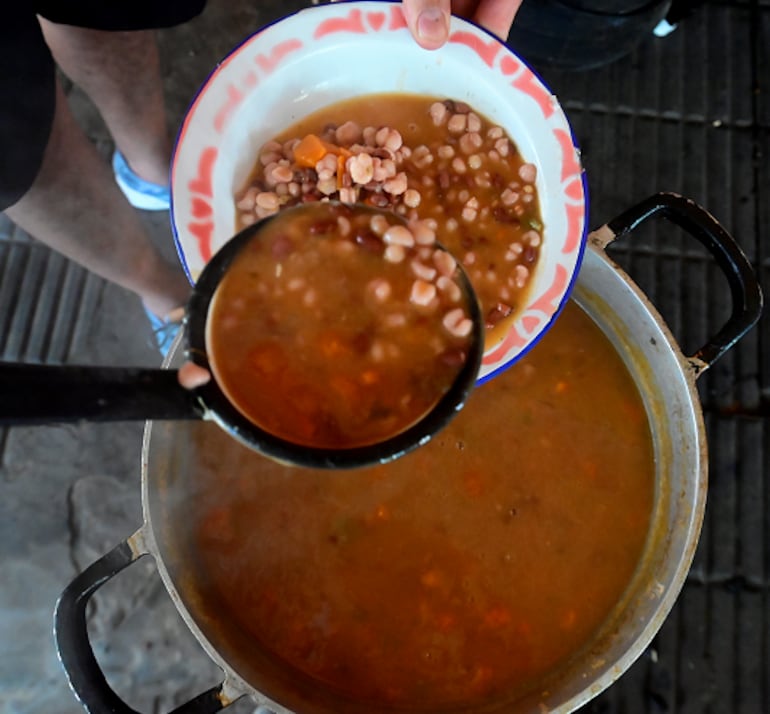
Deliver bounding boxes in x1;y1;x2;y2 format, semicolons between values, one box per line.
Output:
4;81;190;319
38;21;171;187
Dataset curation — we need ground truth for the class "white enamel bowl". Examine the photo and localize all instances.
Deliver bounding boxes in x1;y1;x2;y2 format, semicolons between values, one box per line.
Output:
170;0;587;382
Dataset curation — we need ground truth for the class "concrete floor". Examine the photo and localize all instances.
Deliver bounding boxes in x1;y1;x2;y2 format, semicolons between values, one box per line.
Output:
1;1;768;713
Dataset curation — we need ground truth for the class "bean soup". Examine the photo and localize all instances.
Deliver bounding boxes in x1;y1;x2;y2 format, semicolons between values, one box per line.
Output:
235;94;544;345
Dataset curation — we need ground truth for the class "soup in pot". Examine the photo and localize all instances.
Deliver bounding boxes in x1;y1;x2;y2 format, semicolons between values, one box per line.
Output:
182;300;655;712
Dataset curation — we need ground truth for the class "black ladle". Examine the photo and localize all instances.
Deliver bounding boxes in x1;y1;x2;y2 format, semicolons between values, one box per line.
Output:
0;204;483;469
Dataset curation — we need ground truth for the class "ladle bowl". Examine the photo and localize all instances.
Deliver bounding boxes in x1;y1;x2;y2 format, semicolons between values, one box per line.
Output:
0;203;483;470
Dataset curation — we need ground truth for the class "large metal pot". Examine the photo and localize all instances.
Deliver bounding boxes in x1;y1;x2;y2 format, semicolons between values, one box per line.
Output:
54;193;762;714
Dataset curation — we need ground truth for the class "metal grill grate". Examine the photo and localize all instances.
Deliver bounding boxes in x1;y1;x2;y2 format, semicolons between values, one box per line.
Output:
523;1;769;711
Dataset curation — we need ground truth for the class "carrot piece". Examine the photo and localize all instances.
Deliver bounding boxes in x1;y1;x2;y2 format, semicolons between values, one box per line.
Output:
293;134;332;167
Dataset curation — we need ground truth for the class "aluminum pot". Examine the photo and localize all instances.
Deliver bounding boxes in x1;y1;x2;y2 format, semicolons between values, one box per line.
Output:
54;193;762;714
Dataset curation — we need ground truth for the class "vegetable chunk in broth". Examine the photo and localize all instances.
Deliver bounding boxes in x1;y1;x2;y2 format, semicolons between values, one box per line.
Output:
184;301;655;711
235;93;544;346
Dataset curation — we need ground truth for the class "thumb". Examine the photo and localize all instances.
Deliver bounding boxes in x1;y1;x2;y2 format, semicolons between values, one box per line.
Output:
402;0;452;50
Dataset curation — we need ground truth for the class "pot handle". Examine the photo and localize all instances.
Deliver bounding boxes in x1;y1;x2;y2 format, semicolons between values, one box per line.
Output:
54;536;239;713
598;192;763;370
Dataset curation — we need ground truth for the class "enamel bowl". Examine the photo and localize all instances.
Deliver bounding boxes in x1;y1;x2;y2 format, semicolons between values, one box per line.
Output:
170;0;587;382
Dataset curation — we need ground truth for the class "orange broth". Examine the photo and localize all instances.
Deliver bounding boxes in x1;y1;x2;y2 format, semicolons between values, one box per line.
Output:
188;300;655;710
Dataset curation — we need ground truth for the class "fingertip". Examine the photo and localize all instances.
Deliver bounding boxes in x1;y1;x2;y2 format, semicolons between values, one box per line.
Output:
178;361;212;390
413;6;450;50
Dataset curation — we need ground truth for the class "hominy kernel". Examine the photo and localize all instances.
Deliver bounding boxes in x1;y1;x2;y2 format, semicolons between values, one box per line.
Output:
335;120;362;146
487;126;504;140
383;224;415;247
370;340;386;362
259;151;282;167
383;313;407;328
514;264;530;288
370;214;389;236
382;159;397;178
501;188;520;206
339;186;358;204
443;308;473;337
447;113;467;134
451;157;467;174
523;229;541;247
383;128;404;152
403;188;422;208
412;222;436;246
495;138;511;157
437;145;455;159
317;177;337;195
446;218;459;232
429;101;448;125
467;113;482;133
410;258;437;282
348;153;375;184
462;197;480;223
336;216;351;236
459;132;483;154
256;205;278;219
236;186;258;210
271;165;294;183
463;251;476;266
367;278;392;303
433;250;457;277
384;244;406;263
384;172;408;195
468;154;483;170
519;163;537;183
437;275;462;302
410;279;437;306
256;192;280;210
412;145;434;169
372;158;388;183
303;288;318;307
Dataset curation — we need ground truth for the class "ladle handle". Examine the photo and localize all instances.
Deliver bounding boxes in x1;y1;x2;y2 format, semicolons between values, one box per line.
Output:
603;192;763;370
54;537;236;713
0;363;203;424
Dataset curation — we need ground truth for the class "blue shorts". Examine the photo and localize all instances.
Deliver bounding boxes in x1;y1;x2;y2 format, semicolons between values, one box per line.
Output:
0;1;206;211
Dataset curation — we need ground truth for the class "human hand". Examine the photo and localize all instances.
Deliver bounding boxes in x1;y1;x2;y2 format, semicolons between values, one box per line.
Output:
402;0;522;50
